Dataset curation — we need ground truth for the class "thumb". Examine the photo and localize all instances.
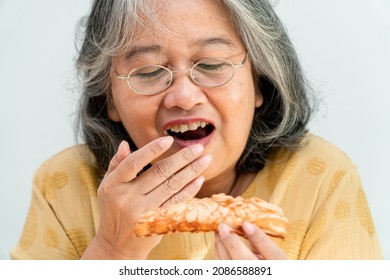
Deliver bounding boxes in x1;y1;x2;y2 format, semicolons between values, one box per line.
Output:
106;141;131;175
242;222;287;260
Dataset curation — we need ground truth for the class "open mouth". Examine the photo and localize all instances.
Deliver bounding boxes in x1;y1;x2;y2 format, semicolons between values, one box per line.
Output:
166;121;214;141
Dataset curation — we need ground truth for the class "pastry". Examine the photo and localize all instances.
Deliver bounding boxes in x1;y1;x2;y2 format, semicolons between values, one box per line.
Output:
134;193;288;238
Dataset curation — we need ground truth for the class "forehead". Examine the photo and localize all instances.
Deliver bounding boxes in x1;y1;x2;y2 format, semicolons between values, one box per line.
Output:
130;0;242;49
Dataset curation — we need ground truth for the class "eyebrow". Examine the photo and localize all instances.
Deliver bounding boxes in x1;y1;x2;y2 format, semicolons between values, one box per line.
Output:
125;45;162;60
124;36;238;60
191;36;237;49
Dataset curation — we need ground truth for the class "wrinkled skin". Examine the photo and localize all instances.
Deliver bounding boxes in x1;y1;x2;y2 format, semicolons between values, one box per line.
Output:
82;0;286;260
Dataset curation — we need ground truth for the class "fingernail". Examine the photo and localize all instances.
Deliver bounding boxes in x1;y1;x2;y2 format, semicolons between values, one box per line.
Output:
118;141;126;152
218;223;231;238
118;141;130;154
198;154;212;166
193;176;205;187
191;144;204;155
159;136;174;149
242;221;256;236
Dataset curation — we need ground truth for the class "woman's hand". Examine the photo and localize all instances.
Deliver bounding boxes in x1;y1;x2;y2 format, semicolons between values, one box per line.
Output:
215;222;287;260
82;136;211;259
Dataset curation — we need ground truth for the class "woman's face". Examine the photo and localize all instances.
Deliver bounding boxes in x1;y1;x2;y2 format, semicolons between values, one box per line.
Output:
109;0;263;183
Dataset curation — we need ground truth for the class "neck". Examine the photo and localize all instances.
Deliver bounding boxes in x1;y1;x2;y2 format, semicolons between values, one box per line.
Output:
195;169;256;198
229;172;256;197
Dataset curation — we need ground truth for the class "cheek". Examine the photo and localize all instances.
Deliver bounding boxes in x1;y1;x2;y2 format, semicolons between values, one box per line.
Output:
227;78;258;121
109;84;160;147
122;109;159;149
217;80;257;146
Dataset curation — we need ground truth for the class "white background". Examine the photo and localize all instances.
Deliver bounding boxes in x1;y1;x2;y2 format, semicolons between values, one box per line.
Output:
0;0;389;260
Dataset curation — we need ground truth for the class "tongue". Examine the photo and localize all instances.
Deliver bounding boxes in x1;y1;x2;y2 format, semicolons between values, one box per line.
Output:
170;127;209;140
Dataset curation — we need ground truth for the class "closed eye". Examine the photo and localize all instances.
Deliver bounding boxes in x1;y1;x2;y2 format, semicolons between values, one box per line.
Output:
195;63;226;72
132;66;166;80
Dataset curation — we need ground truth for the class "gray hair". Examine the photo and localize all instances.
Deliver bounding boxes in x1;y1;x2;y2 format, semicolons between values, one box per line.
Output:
75;0;314;174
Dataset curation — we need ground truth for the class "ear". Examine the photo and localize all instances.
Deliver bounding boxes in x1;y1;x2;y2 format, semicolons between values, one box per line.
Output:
254;77;263;108
107;98;121;122
255;91;263;108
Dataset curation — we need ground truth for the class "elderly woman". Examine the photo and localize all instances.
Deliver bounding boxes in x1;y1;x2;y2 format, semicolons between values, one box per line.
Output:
12;0;382;259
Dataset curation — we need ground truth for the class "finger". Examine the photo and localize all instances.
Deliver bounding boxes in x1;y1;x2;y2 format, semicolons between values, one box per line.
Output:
108;136;174;184
137;144;207;194
161;176;205;208
242;222;287;260
214;232;232;259
106;141;131;175
146;154;211;206
217;223;257;260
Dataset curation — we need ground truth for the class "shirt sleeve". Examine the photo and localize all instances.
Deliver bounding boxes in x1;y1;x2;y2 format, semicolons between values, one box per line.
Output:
10;150;99;260
10;164;82;259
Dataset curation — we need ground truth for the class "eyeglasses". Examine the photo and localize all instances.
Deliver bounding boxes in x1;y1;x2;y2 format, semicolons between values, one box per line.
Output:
114;53;248;95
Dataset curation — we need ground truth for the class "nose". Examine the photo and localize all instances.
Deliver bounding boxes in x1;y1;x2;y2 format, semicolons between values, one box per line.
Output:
162;70;207;111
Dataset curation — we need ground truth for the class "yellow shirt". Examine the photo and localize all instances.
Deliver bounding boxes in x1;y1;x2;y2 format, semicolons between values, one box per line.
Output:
10;134;383;259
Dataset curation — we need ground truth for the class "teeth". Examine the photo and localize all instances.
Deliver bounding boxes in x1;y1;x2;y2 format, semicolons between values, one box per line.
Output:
169;124;180;133
180;124;188;133
168;121;209;133
189;122;198;131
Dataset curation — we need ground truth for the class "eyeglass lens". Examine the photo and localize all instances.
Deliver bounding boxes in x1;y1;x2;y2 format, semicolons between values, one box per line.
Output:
128;58;235;94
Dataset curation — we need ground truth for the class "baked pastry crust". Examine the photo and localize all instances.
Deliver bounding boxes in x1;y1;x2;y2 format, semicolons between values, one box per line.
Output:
134;193;288;239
